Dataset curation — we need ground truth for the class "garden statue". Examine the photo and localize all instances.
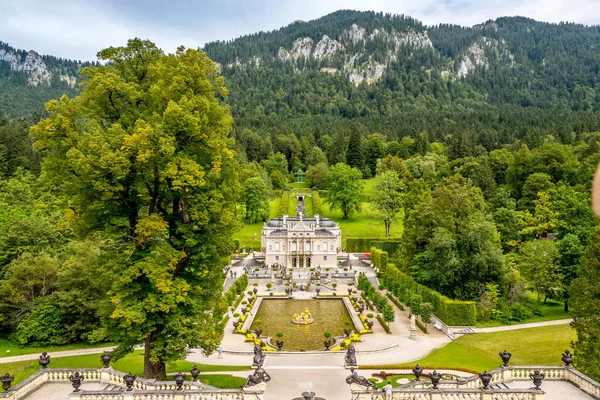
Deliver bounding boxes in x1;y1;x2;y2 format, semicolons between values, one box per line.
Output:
366;320;374;330
499;350;512;366
479;371;492;389
173;372;186;391
1;373;14;392
190;365;200;382
39;352;51;368
302;390;317;400
345;344;357;366
101;351;113;368
409;315;417;340
252;344;265;366
412;364;423;381
344;329;352;338
562;350;574;366
245;367;271;387
69;372;84;392
123;373;136;391
292;308;314;324
530;370;545;389
345;367;374;388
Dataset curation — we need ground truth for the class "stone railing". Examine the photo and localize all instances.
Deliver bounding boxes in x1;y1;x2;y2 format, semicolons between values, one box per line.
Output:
0;368;263;400
351;387;540;400
430;314;476;340
372;365;600;400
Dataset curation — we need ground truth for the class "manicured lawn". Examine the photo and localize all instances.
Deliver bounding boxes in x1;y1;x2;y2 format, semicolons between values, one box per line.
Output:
198;374;247;389
364;324;575;373
320;202;403;247
288;194;298;216
0;339;115;358
363;178;376;197
234;197;281;249
288;182;309;189
304;195;314;217
2;350;249;387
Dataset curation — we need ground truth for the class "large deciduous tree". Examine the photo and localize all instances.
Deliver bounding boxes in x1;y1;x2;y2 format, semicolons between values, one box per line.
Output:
372;170;404;236
30;39;240;379
241;176;270;223
325;163;363;219
570;226;600;381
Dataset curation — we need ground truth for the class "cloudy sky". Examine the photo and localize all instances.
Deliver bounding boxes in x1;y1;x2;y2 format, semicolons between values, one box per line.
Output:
1;0;599;61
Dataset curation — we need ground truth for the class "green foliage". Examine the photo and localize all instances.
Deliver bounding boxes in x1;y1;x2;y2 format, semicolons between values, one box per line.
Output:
376;314;391;334
325;163;364;219
30;39;240;379
280;191;290;216
312;191;323;215
384;264;476;326
517;240;562;302
241;176;270;223
12;296;71;345
372;170;404;236
570;226;600;381
306;162;328;189
346;237;401;253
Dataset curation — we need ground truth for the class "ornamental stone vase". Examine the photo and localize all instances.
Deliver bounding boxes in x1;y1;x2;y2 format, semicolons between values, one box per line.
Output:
530;370;545;389
123;373;136;391
1;373;14;392
562;350;574;367
174;372;186;391
253;288;258;295
347;288;353;296
276;340;284;351
499;350;512;367
479;371;492;389
255;330;263;338
101;352;113;368
190;365;200;382
39;352;50;369
324;340;331;350
412;364;423;381
315;288;320;295
344;329;352;338
69;372;84;392
430;370;442;389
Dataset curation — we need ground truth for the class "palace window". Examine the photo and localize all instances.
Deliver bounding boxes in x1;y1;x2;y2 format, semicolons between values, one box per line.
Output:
306;241;311;251
275;242;280;251
324;256;328;261
322;241;327;251
291;241;297;251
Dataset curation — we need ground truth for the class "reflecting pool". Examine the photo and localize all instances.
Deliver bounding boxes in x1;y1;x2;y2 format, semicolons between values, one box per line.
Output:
250;299;352;351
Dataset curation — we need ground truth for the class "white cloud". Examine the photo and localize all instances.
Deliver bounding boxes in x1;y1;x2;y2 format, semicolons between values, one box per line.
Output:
0;0;598;61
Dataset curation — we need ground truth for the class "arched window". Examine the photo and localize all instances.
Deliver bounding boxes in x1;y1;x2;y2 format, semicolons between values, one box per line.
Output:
306;241;311;251
291;241;297;251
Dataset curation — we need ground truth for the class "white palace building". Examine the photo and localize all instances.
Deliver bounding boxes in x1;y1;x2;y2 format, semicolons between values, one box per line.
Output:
261;213;342;268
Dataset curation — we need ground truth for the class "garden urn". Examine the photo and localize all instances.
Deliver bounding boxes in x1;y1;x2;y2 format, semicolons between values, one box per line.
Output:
174;372;186;391
69;372;84;392
39;352;50;368
1;373;14;392
430;370;442;389
479;371;492;389
562;350;573;367
123;373;137;391
101;351;113;368
276;340;284;351
253;288;258;295
530;370;545;389
412;364;423;381
190;365;200;382
302;390;316;400
324;340;331;350
499;350;512;366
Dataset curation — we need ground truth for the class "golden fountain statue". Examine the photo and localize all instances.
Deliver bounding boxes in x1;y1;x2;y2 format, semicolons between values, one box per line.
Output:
292;308;314;325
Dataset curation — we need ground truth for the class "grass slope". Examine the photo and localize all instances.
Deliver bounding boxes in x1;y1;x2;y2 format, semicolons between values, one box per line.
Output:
366;324;575;373
0;340;115;358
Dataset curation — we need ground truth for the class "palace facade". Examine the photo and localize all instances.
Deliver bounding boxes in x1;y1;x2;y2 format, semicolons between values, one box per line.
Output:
261;214;342;268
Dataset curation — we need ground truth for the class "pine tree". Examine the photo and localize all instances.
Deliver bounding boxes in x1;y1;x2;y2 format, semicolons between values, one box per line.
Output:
346;130;364;172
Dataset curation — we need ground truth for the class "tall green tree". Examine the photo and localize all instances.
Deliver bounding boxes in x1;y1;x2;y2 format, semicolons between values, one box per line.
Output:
30;39;240;379
241;176;270;223
346;130;364;173
325;163;363;219
372;171;404;236
517;240;562;303
570;226;600;381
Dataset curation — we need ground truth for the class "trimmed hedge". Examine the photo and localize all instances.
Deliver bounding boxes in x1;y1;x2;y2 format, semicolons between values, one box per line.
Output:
370;247;389;272
384;264;476;326
371;241;401;254
233;239;240;253
376;314;392;334
312;192;323;215
347;237;402;253
280;191;289;216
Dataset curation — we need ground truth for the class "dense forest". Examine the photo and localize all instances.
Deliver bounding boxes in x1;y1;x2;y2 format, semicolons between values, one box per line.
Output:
0;10;599;380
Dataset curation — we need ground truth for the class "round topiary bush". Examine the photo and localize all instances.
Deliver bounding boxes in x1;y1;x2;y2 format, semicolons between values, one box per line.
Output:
367;313;374;318
247;291;253;295
241;301;247;305
253;283;258;286
233;313;240;317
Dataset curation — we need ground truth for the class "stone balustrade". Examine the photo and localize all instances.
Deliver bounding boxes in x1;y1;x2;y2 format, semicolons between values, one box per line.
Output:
0;368;261;400
352;388;540;400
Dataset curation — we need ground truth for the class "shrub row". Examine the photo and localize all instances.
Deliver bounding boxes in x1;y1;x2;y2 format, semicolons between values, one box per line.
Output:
280;191;289;216
357;274;390;312
370;247;389;272
233;239;240;253
384;264;476;326
224;274;248;308
376;314;391;334
371;241;401;254
347;237;402;253
386;293;404;311
312;191;323;215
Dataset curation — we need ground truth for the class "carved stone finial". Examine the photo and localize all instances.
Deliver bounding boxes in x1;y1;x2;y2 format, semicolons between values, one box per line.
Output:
39;352;50;369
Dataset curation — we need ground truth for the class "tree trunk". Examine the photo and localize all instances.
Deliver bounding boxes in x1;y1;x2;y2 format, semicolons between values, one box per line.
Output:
143;335;167;380
385;221;391;237
564;298;569;313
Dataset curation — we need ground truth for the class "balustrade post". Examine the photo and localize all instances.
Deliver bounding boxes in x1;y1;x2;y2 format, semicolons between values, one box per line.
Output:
501;366;513;382
173;393;185;400
430;391;443;400
533;390;545;400
480;391;493;400
68;391;82;399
